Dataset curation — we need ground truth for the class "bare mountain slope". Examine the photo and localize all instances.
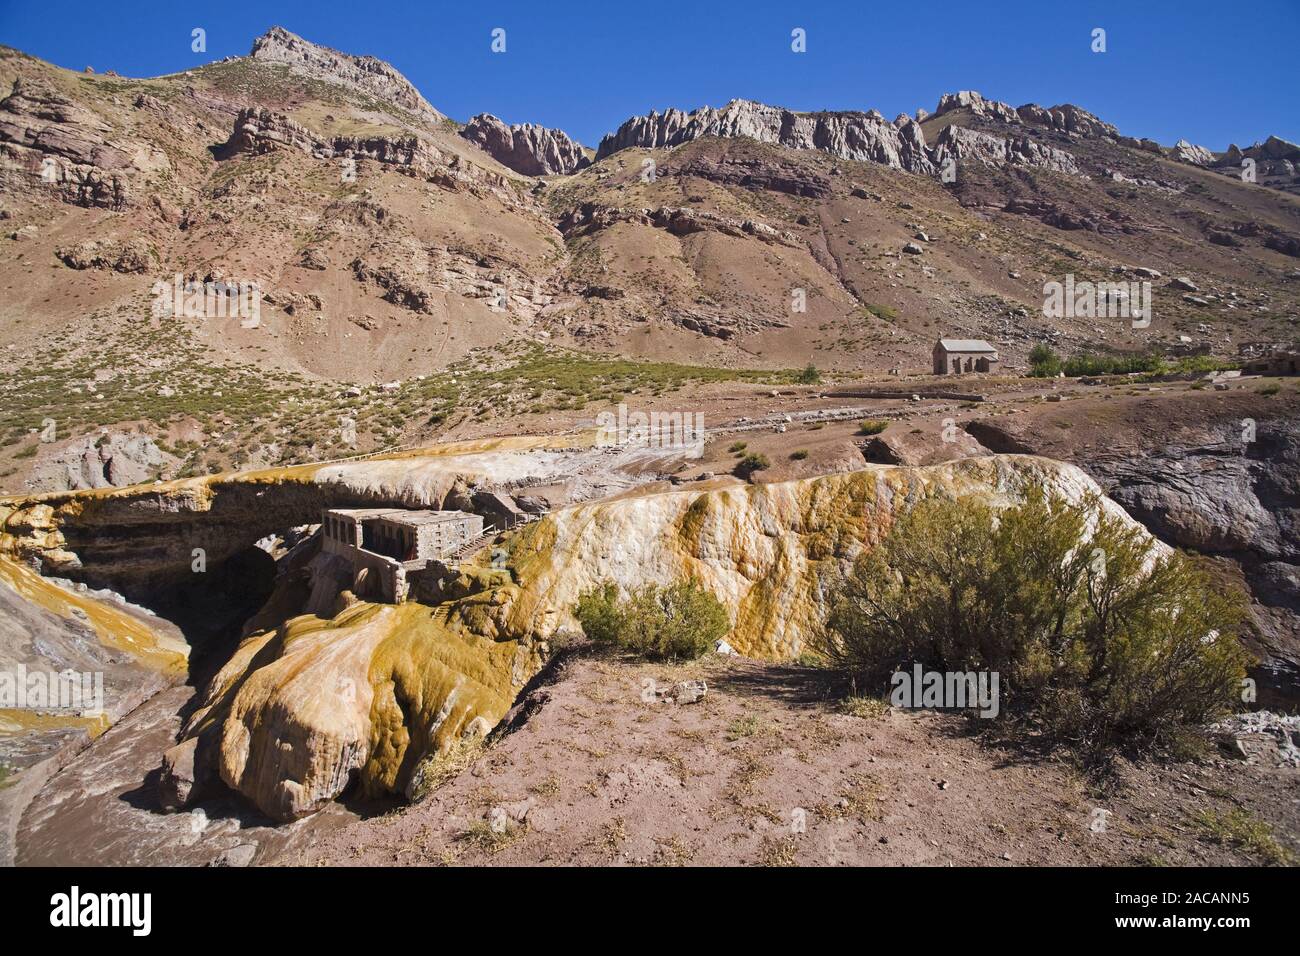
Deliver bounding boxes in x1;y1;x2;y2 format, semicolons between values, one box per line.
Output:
1;27;1298;495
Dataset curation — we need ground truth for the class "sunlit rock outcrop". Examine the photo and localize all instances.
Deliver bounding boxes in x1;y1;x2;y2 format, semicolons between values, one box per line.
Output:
497;454;1151;659
7;447;1160;824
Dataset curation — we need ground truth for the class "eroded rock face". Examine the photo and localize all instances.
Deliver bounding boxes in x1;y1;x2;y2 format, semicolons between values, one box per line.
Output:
664;155;833;198
934;90;1021;124
933;125;1081;176
29;432;173;492
596;98;936;174
0;557;187;864
169;563;538;821
498;455;1156;660
222;107;519;203
55;238;155;274
1016;103;1119;140
596;95;1096;178
161;454;1156;821
0;77;130;208
460;113;590;176
1172;139;1215;166
559;201;800;248
249;26;444;124
965;403;1300;677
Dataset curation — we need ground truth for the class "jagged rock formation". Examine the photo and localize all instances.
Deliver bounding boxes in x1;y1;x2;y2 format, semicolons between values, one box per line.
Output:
593;94;1120;179
662;154;833;197
55;238;155;273
932;125;1081;176
459;113;590;176
1214;136;1300;193
933;92;1120;141
1172;139;1215;166
596;98;935;174
222;107;519;202
559;201;800;248
1016;102;1120;140
934;90;1022;124
0;77;130;208
249;26;444;125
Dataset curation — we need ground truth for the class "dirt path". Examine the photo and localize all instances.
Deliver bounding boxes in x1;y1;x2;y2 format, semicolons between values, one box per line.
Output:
282;654;1298;867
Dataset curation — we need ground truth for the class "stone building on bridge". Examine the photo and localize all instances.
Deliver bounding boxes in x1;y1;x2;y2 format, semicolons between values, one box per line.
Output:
320;508;485;603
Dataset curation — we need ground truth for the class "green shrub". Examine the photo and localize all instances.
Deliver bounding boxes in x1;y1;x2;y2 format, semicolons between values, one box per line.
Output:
574;579;731;661
790;449;809;460
734;453;770;478
857;419;888;435
1028;344;1062;378
818;489;1250;761
728;441;748;454
796;363;821;385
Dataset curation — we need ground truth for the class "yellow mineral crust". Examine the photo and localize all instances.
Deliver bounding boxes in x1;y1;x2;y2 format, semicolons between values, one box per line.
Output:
497;454;1148;659
11;452;1151;821
0;555;188;675
206;590;538;820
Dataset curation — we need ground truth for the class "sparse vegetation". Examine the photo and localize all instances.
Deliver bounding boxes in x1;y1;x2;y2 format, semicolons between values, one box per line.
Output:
457;817;524;854
857;419;888;435
790;449;809;460
1029;347;1241;380
574;578;731;661
1191;808;1294;865
734;452;771;478
819;489;1251;763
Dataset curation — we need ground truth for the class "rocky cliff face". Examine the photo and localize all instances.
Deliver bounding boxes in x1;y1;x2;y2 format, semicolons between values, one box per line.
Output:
222;107;519;202
460;113;590;176
0;77;130;208
249;26;444;125
932;125;1081;176
596;98;935;175
933;90;1120;141
0;555;187;864
594;94;1113;179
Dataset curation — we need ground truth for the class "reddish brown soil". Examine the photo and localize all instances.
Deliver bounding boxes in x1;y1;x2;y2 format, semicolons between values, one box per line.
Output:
281;653;1299;867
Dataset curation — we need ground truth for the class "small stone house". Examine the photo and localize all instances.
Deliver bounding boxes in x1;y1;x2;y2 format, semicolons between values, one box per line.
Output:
320;508;485;602
933;338;999;375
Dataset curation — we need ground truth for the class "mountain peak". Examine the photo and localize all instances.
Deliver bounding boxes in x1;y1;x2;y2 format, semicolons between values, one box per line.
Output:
248;25;443;123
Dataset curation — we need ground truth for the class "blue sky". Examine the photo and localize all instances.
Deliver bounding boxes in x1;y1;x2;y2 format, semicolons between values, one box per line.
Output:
2;0;1296;149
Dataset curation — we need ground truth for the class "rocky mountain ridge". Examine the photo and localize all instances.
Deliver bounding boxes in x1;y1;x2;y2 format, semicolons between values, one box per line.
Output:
248;25;444;125
459;113;591;176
